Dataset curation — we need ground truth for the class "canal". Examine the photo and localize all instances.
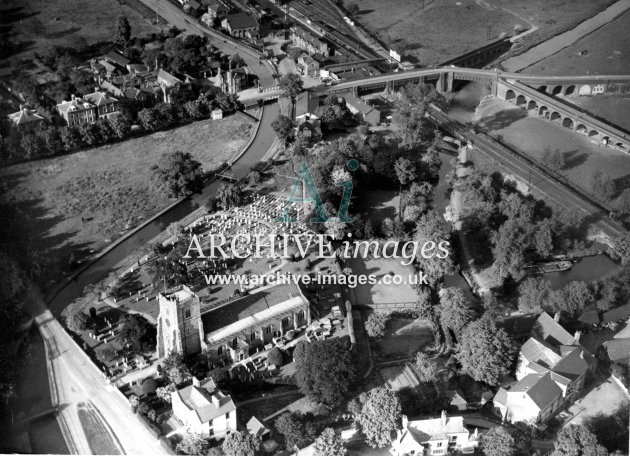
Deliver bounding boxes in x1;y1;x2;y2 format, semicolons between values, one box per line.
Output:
545;254;621;289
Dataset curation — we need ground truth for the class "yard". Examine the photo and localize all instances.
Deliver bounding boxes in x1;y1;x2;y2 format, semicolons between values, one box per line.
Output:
1;0;163;63
0;115;255;290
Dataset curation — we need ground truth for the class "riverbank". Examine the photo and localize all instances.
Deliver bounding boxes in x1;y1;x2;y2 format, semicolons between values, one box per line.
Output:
501;0;630;71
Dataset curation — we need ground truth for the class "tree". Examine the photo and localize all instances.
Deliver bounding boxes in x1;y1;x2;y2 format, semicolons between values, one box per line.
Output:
222;431;262;456
114;16;132;48
151;151;204;198
161;351;191;385
314;428;347;456
534;219;554;258
216;183;241;210
617;188;630;215
394;157;417;189
156;383;176;403
439;287;475;336
365;312;389;338
293;337;355;407
414;351;440;383
120;314;156;353
346;3;360;15
584;406;628;454
481;426;532;456
456;316;515;386
491;218;532;282
552;425;608;456
518;277;551;314
274;411;316;450
267;346;284;366
271;114;295;142
279;74;304;100
615;233;630;265
592;170;616;202
108;114;131;139
66;309;90;333
138;107;161;131
542;147;565;171
356;387;401;448
176;433;211;455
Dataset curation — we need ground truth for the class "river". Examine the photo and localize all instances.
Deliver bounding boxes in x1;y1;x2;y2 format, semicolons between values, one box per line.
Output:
545;254;621;289
48;102;279;315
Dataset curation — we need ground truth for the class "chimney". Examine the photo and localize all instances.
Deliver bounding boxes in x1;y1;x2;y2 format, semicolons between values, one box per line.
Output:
401;414;408;430
71;94;76;101
553;312;560;322
573;330;581;344
192;376;200;387
211;393;221;408
441;410;447;427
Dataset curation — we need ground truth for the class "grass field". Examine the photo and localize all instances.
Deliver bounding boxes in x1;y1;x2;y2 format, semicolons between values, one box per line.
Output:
0;115;254;282
527;9;630;75
374;317;433;359
1;0;163;62
475;98;630;209
355;0;614;67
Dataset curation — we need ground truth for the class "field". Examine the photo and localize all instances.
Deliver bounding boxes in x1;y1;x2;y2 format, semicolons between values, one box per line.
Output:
1;0;163;62
475;98;630;209
570;95;630;132
348;255;417;306
0;115;254;285
355;0;614;67
527;9;630;75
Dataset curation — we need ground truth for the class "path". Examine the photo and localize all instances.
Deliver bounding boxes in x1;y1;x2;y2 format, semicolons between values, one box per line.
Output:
501;0;630;72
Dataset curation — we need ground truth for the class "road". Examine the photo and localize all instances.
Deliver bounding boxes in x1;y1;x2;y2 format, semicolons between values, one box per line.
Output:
24;284;166;455
137;0;276;88
429;107;626;242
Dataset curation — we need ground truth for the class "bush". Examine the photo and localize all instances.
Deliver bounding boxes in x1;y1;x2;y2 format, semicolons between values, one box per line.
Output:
365;312;389;338
267;347;284;367
66;310;91;333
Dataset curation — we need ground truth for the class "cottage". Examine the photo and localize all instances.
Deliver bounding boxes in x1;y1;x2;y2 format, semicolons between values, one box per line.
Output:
221;12;259;39
390;412;479;455
202;0;228;20
493;312;594;424
171;376;237;438
297;53;319;78
291;28;329;57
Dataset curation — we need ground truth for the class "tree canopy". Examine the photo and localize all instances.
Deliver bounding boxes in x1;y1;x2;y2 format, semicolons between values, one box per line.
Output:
293;337;355;407
552;425;608;456
274;411;316;450
481;426;532;456
222;431;263;456
456;316;515;386
151;151;204;198
314;428;348;456
355;387;401;448
120;314;156;353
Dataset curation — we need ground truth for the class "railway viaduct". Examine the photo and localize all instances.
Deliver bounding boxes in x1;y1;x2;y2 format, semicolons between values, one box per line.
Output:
322;66;630;152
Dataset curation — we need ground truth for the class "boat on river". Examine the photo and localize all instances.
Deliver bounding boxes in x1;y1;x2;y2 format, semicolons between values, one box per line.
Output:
524;260;573;275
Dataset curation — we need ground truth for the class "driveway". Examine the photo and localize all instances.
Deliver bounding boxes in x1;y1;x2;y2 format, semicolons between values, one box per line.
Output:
565;374;629;425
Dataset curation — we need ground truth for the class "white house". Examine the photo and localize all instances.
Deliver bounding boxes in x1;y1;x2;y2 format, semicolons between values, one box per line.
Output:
390;412;479;456
171;377;237;439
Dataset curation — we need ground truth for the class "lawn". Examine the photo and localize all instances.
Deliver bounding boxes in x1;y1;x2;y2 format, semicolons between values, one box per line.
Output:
1;0;163;63
474;98;630;210
373;317;433;359
77;402;122;454
526;8;630;75
0;115;254;288
348;255;417;306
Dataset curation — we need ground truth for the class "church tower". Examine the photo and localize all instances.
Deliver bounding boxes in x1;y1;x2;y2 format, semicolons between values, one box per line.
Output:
156;285;203;358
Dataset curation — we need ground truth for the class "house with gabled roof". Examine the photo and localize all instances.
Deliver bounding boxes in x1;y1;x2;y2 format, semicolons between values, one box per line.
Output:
221;12;259;39
493;312;594;424
56;95;98;126
170;376;237;438
390;411;479;455
84;89;119;119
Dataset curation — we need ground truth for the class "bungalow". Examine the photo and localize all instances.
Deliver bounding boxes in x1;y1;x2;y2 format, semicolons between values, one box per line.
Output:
170;376;237;439
493;312;594;425
221;12;259;39
390;412;479;456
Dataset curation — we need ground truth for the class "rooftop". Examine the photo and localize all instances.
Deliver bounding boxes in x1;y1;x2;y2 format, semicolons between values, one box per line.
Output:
224;12;258;30
173;377;236;424
8;108;44;125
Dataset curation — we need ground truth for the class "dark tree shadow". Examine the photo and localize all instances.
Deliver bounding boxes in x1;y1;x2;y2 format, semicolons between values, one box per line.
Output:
479;108;528;130
561;150;588;171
